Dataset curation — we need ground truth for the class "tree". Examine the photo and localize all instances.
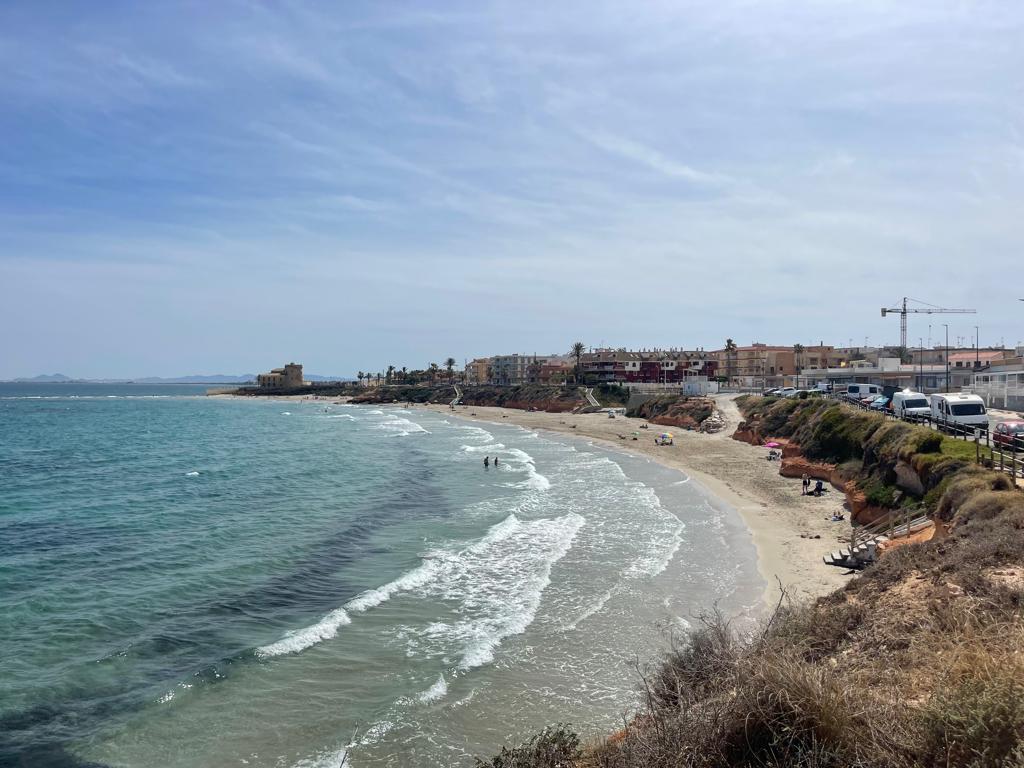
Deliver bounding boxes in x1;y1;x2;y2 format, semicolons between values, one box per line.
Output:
357;371;364;388
445;357;456;382
724;339;737;384
386;365;395;384
401;366;407;383
429;362;440;383
793;343;805;373
570;341;585;384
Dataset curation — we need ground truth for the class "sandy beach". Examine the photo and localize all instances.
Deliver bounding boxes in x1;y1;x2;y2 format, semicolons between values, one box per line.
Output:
413;395;852;608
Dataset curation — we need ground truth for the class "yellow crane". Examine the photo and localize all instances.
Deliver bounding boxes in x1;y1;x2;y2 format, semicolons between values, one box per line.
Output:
881;297;976;351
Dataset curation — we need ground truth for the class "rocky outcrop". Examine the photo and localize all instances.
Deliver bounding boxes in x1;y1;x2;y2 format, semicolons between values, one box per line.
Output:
628;395;715;431
894;460;926;496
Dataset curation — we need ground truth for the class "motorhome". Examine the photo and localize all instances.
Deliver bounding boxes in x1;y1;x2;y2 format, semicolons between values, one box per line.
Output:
891;390;931;420
929;393;988;432
844;383;882;401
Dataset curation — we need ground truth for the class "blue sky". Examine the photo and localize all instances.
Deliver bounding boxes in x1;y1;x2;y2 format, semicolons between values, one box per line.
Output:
1;1;1022;378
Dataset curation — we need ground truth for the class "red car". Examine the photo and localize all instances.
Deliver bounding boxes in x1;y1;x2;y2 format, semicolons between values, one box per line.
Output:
993;420;1024;448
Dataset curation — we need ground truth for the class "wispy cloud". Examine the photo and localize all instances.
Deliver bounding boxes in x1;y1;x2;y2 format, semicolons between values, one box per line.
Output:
1;0;1022;377
578;129;734;186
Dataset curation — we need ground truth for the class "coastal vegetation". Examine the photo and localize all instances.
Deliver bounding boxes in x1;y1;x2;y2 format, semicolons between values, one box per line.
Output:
486;396;1024;767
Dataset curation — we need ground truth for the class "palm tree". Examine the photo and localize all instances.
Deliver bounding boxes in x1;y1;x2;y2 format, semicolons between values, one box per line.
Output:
386;365;395;384
570;341;585;385
429;362;439;383
724;339;737;384
357;371;364;388
445;357;456;382
401;366;407;383
792;343;805;374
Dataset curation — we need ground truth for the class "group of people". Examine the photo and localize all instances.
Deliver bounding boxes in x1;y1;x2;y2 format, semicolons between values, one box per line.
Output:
801;473;827;497
483;456;500;468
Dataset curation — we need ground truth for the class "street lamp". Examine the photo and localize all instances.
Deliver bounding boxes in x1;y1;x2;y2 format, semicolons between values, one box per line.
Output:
975;325;979;368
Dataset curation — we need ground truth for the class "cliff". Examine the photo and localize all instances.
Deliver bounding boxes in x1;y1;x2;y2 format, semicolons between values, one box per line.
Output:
485;396;1024;768
626;395;715;430
350;384;630;412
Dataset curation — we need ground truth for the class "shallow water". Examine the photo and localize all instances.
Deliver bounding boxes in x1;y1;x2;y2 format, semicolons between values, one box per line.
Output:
0;384;762;767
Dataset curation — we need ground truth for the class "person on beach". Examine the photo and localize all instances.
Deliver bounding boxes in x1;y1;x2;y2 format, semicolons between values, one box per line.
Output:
802;474;810;495
494;457;499;466
484;456;489;468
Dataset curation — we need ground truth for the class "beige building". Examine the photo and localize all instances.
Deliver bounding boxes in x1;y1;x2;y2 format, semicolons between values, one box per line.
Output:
257;362;304;389
464;358;492;385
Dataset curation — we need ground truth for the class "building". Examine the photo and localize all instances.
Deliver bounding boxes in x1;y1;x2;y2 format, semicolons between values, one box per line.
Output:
973;354;1024;411
257;362;304;389
713;344;796;388
799;358;951;393
580;348;717;387
488;354;567;386
464;358;492;385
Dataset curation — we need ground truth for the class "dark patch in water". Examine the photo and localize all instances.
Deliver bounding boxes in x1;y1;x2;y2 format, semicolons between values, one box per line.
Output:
3;443;449;765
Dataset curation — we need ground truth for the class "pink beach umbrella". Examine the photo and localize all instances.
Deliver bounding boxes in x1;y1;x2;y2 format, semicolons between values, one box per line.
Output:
764;441;781;448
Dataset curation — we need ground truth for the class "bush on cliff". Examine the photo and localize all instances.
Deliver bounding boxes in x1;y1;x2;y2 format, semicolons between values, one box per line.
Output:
626;396;714;430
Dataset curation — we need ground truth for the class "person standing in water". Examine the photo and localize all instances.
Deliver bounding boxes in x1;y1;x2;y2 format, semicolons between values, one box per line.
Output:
494;457;499;467
483;456;489;468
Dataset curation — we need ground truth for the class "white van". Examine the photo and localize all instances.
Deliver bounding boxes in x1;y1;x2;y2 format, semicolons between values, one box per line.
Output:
845;383;882;401
929;393;988;432
891;390;931;420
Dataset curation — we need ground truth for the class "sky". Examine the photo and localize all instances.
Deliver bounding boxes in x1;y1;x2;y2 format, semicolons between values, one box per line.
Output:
1;1;1023;378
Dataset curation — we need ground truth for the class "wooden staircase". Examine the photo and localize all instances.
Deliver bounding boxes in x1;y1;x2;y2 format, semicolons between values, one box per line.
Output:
824;509;933;570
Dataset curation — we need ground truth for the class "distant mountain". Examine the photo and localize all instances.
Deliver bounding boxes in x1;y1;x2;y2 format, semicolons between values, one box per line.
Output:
5;373;352;384
13;373;74;382
131;375;258;384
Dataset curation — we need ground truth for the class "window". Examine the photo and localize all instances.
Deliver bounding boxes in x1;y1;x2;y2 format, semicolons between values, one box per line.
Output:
950;403;985;416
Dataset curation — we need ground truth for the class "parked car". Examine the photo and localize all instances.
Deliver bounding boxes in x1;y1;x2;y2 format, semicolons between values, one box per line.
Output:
844;383;882;401
763;388;781;396
868;395;892;411
776;387;797;398
892;390;931;420
929;393;988;433
993;420;1024;448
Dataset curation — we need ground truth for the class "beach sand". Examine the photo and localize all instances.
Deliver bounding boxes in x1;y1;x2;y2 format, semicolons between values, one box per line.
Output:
419;395;852;608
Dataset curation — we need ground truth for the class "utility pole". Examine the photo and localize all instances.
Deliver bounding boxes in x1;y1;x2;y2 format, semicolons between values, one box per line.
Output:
975;325;980;368
921;339;929;393
944;323;950;392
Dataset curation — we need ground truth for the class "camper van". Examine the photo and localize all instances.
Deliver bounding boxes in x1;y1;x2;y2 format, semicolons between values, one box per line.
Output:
891;390;931;420
844;383;882;401
929;393;988;433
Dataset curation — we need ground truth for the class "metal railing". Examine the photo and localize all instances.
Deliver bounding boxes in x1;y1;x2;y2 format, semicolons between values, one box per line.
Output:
822;393;1023;481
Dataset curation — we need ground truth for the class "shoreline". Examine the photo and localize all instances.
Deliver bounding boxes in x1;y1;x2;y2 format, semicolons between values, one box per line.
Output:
220;391;851;608
417;396;852;608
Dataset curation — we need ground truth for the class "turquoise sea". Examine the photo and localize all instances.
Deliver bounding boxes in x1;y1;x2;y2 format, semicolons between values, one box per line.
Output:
0;383;761;767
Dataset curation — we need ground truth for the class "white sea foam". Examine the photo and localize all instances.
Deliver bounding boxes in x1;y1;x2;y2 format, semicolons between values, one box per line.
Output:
561;587;615;631
409;512;585;670
344;561;440;613
625;522;685;579
328;414;356;420
281;411;292;416
375;416;429;437
185;471;200;477
500;448;551;492
455;424;494;443
256;608;352;658
416;674;448;703
461;442;505;453
365;409;384;415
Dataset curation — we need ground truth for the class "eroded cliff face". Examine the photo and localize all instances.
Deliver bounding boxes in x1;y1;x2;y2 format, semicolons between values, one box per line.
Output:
732;403;933;526
351;384;589;412
627;396;715;430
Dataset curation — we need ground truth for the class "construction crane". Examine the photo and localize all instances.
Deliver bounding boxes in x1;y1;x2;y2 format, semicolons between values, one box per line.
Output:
880;297;976;351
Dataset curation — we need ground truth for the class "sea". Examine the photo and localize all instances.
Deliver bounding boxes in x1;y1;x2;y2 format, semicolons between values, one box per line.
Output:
0;383;762;767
